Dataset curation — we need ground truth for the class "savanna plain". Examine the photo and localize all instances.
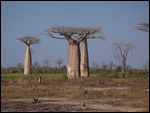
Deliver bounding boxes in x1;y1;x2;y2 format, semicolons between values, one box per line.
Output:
1;74;149;112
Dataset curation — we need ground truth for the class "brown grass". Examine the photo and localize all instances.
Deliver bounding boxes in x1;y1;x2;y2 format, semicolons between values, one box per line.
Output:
1;76;149;112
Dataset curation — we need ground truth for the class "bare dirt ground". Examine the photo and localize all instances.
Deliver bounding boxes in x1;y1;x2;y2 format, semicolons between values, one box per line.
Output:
1;75;149;112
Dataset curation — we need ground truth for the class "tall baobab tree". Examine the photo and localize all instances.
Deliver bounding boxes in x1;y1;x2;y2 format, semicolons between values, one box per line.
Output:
80;33;105;78
113;42;136;77
18;36;40;75
44;26;103;79
80;39;89;77
136;22;149;32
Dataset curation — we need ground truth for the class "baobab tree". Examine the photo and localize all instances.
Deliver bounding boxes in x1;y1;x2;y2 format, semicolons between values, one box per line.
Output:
80;33;105;77
80;39;89;77
44;26;103;79
18;36;40;75
136;22;149;32
113;42;136;77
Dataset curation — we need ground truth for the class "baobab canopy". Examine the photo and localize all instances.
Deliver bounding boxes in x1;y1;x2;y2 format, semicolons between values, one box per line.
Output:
44;26;105;40
18;36;40;45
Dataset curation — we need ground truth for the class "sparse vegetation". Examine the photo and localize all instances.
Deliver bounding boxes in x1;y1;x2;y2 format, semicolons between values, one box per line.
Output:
1;75;149;112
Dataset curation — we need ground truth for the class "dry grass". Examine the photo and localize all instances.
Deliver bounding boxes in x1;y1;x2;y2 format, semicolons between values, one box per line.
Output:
1;75;149;112
1;76;149;99
1;78;80;99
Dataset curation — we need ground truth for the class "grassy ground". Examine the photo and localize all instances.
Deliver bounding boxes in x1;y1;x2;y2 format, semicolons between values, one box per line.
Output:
1;74;64;78
1;74;149;112
1;73;145;79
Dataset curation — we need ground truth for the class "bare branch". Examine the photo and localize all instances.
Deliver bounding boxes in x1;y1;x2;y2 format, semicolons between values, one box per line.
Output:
76;32;90;43
136;22;149;32
55;57;63;69
113;42;136;65
88;34;106;40
43;30;66;40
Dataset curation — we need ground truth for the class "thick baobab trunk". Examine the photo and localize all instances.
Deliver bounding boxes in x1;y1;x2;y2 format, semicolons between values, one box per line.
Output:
67;43;80;79
80;39;89;77
24;45;32;75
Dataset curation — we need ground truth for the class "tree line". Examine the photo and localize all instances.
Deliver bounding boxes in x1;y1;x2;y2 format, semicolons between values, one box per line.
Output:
1;60;149;76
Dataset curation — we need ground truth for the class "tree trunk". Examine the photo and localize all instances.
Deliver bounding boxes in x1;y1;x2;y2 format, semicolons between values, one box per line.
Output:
58;65;60;70
80;39;89;77
67;43;80;79
24;45;32;75
122;58;126;77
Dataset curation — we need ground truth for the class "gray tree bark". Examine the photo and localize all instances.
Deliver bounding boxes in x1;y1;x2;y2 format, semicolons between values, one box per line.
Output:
67;43;80;79
80;39;89;77
24;45;32;75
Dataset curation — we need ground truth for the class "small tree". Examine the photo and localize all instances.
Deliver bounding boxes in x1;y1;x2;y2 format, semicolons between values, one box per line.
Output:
91;62;99;74
143;60;149;71
55;57;63;69
113;42;136;77
32;61;40;74
18;36;40;75
16;62;23;73
101;62;108;76
108;61;115;73
136;22;149;32
43;58;50;73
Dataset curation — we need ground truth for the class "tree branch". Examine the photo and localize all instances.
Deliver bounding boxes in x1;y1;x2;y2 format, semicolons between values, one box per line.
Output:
42;31;66;40
136;22;149;32
76;32;90;43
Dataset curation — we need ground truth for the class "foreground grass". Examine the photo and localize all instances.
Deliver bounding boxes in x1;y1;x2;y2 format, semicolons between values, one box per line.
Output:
1;76;149;99
1;76;149;112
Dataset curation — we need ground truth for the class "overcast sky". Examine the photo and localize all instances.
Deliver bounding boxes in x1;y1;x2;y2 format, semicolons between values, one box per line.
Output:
1;1;149;68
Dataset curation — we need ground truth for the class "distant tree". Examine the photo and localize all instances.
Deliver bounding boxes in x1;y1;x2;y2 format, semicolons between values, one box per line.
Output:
143;60;149;71
18;36;40;75
113;42;136;77
43;58;50;73
108;61;115;73
32;61;40;74
16;62;23;73
55;57;63;69
101;62;108;75
92;62;99;69
136;22;149;32
44;26;103;79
